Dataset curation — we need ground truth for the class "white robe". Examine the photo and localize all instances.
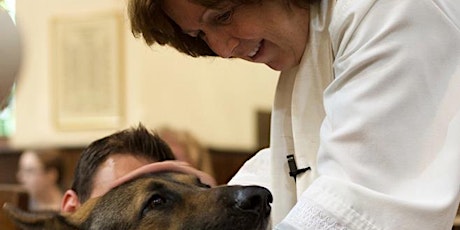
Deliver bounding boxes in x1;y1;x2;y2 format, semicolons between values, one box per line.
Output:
230;0;460;229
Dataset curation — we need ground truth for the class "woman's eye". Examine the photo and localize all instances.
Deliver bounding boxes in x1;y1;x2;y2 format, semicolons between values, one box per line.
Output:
187;30;205;39
197;30;206;39
215;8;233;24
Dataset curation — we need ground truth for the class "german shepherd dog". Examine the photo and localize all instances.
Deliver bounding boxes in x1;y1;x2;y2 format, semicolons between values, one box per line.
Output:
3;171;272;230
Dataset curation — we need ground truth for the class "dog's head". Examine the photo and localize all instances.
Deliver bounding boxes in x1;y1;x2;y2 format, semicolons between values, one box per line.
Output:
4;172;272;230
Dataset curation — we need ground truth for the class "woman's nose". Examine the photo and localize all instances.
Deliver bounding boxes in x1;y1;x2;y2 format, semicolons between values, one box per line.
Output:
206;31;239;58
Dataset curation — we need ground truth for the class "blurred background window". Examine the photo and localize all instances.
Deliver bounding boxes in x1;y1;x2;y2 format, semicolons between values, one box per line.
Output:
0;0;15;20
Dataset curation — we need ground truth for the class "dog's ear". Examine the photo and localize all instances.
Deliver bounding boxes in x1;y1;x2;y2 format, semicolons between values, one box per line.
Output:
63;197;99;227
2;203;77;230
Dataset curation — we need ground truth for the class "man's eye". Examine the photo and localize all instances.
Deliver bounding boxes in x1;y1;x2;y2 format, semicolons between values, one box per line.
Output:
215;8;233;24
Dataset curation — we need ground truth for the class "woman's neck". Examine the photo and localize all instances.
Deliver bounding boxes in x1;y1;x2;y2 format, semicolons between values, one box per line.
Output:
29;185;63;212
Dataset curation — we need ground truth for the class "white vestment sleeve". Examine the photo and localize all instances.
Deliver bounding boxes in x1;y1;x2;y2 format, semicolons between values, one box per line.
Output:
227;148;272;192
277;0;460;229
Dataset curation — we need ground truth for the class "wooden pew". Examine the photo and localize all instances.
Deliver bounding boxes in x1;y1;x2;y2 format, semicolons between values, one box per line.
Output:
0;184;28;230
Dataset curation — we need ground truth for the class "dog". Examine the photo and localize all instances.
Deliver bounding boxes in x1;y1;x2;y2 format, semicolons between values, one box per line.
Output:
3;171;272;230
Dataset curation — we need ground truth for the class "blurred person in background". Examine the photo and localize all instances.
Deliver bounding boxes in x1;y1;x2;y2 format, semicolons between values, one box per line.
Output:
17;149;64;212
158;126;215;178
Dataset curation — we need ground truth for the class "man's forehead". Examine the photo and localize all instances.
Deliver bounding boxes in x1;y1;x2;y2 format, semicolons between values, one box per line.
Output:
90;154;153;198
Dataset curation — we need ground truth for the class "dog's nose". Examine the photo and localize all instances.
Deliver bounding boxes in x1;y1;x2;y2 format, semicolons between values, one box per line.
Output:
234;186;272;217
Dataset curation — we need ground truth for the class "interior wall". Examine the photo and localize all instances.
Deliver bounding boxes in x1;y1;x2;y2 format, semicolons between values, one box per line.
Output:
10;0;279;151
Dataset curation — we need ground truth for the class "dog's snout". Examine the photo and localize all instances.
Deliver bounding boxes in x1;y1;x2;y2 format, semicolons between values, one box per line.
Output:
235;186;272;216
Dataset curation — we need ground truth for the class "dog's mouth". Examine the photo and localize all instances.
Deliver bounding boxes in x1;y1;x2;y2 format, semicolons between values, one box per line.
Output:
248;196;273;230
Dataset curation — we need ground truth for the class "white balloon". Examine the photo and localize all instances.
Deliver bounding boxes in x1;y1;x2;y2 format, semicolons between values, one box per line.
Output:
0;7;21;110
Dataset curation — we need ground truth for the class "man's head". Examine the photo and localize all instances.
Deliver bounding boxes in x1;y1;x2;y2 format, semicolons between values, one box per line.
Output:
61;124;175;212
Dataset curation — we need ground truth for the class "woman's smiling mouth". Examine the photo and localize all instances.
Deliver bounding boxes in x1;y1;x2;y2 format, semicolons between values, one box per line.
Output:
248;41;262;58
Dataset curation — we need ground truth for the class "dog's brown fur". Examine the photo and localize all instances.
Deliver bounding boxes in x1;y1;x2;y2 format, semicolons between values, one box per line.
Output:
4;172;272;230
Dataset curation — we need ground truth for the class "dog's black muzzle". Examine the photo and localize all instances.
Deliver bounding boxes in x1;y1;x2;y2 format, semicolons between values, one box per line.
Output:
234;186;273;218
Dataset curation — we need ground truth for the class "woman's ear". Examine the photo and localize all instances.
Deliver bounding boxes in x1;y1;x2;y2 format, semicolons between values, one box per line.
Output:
61;190;81;213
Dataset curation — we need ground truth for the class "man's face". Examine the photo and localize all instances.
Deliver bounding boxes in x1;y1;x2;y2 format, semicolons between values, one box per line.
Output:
90;154;153;198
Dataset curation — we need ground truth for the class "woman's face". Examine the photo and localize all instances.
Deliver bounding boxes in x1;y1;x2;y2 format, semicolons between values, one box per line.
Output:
17;152;51;196
163;0;310;71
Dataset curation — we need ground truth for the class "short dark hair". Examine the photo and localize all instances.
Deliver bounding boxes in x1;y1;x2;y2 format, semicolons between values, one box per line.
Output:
71;123;175;202
128;0;318;57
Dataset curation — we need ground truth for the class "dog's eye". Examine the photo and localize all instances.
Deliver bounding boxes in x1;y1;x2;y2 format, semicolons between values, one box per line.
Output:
149;194;166;207
141;194;167;218
199;183;211;189
196;178;211;189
